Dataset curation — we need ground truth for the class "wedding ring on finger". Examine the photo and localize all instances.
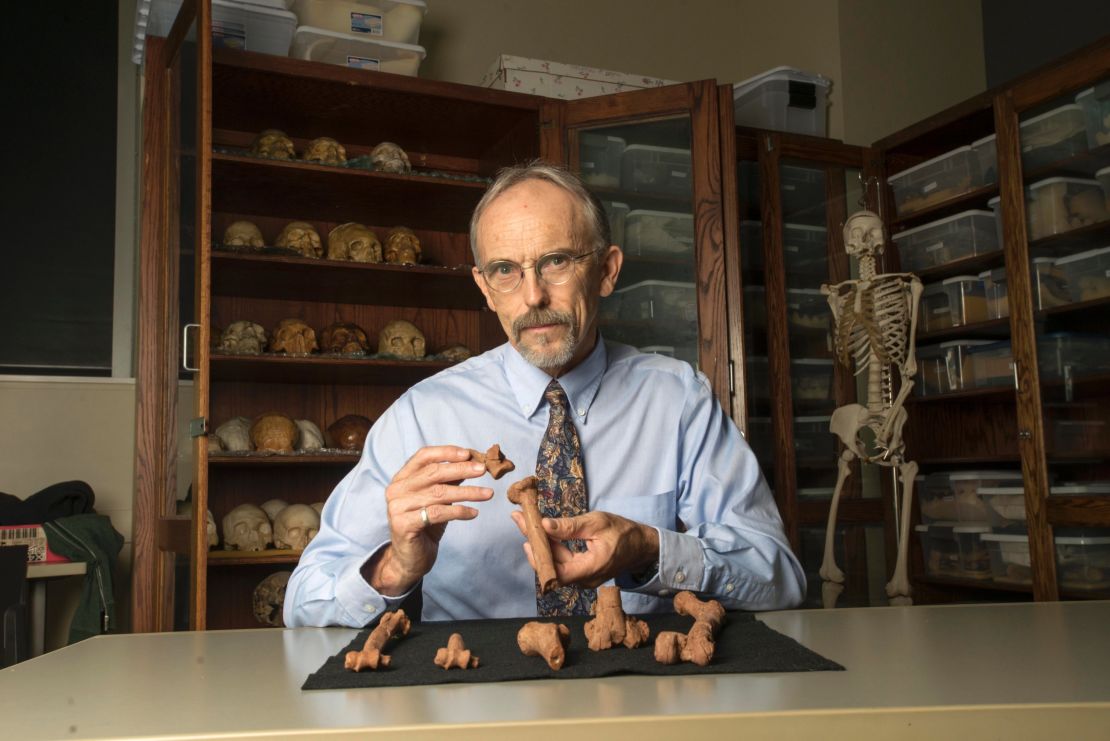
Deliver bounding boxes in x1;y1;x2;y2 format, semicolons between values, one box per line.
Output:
420;506;430;527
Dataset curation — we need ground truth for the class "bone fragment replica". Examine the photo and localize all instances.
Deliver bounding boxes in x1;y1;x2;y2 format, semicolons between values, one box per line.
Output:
217;321;267;355
214;416;253;452
468;444;515;479
302;136;346;165
506;476;558;594
383;226;422;265
439;344;472;362
326;414;372;451
222;220;265;248
251;412;299;452
327;222;381;262
294;419;324;451
252;571;291;627
273;503;320;550
653;591;725;666
176;501;219;548
820;209;923;608
250;129;295;160
260;499;289;522
517;622;570;670
269;318;319;354
222;504;273;551
369;141;412;173
583;585;650;651
320;322;370;355
275;221;323;258
434;633;480;670
378;319;426;359
345;609;411;671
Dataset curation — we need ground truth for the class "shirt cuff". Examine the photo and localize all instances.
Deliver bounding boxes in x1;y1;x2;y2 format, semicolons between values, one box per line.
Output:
616;527;705;597
335;542;417;624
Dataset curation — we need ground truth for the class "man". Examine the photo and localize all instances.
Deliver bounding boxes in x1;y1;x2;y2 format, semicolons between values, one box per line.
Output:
285;163;803;626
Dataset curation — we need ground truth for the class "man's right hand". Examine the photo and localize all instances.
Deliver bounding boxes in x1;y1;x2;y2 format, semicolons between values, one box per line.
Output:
363;445;493;596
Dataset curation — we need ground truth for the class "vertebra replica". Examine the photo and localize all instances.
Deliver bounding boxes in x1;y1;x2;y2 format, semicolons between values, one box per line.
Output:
819;209;923;607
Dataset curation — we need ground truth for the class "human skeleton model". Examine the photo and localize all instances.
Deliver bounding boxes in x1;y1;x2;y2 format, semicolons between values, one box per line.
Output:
819;210;923;607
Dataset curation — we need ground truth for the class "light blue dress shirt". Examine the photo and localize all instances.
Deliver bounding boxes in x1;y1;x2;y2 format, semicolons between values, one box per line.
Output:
285;338;804;626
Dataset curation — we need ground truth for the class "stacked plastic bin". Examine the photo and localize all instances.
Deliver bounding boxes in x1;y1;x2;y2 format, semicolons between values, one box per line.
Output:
289;0;427;74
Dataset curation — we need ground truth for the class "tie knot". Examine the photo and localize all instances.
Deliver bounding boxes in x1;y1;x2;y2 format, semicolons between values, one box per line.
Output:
544;379;568;409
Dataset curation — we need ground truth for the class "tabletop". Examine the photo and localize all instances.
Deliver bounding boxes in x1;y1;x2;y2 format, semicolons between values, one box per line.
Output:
2;600;1109;740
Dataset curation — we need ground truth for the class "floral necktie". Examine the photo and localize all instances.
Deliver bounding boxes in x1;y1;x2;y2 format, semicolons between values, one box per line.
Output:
534;379;596;616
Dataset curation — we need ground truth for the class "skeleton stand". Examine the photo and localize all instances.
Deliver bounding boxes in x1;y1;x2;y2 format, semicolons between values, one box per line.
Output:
819;210;923;608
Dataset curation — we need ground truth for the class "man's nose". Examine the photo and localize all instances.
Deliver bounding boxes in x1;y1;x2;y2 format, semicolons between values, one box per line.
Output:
519;268;550;307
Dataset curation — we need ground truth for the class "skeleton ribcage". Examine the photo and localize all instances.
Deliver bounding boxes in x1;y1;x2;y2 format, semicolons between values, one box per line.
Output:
832;275;912;373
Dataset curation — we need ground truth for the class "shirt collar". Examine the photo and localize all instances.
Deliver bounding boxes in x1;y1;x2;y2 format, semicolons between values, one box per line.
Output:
502;335;608;423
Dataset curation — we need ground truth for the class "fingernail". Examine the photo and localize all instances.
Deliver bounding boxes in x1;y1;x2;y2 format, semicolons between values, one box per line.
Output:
471;462;485;472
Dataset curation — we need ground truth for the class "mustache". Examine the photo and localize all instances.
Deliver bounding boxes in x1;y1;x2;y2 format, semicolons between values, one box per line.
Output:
511;309;573;338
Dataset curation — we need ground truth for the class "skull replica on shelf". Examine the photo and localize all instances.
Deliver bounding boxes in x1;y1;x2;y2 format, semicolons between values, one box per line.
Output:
378;319;426;359
438;344;472;363
222;503;273;551
326;414;372;451
302;136;347;165
176;501;219;549
369;141;411;173
269;318;319;355
275;221;323;259
311;502;324;516
326;222;381;263
252;571;291;627
250;129;296;160
273;503;321;550
383;226;422;265
260;499;289;523
222;220;265;248
250;412;299;452
214;416;253;452
320;322;371;354
217;321;267;355
294;419;324;451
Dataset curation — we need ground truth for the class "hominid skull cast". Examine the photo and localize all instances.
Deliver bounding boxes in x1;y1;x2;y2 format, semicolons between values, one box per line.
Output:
321;322;370;354
273;503;320;550
269;319;319;355
252;571;291;627
217;321;268;355
327;223;381;262
250;129;296;160
223;220;265;248
250;412;299;452
325;414;372;451
222;503;273;551
294;419;324;451
369;141;411;173
383;226;422;265
214;416;253;452
276;221;323;258
302;136;347;165
378;319;425;359
843;210;885;259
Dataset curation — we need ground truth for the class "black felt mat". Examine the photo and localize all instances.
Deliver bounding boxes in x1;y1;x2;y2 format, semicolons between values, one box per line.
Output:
302;612;843;690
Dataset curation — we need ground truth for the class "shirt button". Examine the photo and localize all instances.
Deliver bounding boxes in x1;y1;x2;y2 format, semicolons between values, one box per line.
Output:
674;571;685;584
364;604;374;612
724;583;735;593
659;589;670;597
577;408;585;416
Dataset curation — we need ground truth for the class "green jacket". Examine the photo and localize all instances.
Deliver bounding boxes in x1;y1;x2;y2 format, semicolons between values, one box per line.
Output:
43;514;124;643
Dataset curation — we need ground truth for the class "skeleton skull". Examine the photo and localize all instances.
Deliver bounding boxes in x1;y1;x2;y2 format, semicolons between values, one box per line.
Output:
260;499;289;522
294;419;324;451
438;344;471;362
383;226;422;265
302;136;347;165
252;571;291;627
250;129;296;160
378;319;426;359
273;503;321;550
217;321;268;355
326;223;381;263
214;416;253;452
320;322;370;354
369;141;411;173
222;220;265;248
326;414;372;451
276;221;323;258
269;318;319;354
250;412;299;452
311;501;324;516
842;210;885;258
222;503;273;551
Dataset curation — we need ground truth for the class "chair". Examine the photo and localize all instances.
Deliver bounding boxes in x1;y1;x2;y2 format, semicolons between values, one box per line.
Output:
0;545;29;667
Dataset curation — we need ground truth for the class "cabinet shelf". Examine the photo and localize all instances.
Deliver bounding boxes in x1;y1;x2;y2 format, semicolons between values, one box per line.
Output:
910;250;1005;284
209;452;360;467
1028;219;1110;256
918;574;1032;594
211;251;483;309
1038;295;1110;331
207;549;303;567
917;316;1011;343
907;385;1016;403
1022;142;1110;184
210;353;453;385
889;183;999;230
587;184;692;212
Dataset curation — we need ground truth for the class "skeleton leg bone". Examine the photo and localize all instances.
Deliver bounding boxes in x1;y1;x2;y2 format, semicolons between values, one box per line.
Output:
819;449;856;589
884;459;918;604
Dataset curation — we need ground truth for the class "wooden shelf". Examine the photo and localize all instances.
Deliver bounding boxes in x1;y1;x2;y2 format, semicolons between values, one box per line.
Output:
1022;143;1110;184
210;353;453;385
209;452;360;467
907;385;1016;404
917;316;1011;343
889;183;999;230
211;250;483;309
207;549;302;567
1039;295;1110;332
910;250;1005;284
211;152;489;232
586;184;692;212
1028;219;1110;256
917;574;1033;594
1046;495;1110;527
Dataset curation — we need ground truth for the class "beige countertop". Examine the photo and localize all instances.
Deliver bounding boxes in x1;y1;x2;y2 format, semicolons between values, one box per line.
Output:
2;601;1109;739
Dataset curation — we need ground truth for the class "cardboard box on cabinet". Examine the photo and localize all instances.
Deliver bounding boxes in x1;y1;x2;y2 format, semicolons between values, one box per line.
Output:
480;55;678;99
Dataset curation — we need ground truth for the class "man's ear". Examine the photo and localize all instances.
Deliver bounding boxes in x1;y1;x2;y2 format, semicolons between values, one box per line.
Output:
472;266;498;312
598;245;623;298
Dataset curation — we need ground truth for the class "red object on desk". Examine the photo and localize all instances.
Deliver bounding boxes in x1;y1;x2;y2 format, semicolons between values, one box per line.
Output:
0;525;71;564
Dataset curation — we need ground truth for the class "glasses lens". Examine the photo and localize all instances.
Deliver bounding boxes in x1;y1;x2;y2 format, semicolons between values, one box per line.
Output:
538;252;574;285
484;261;522;292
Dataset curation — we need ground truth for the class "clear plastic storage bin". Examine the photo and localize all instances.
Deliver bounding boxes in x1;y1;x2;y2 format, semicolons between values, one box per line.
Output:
1024;177;1107;240
623;210;694;257
620;145;692;197
782;223;828;278
892;210;999;272
1055;245;1110;303
731;66;831;137
1031;256;1072;309
291;0;426;44
981;532;1032;586
291;26;425;74
968;339;1014;389
798;487;835;499
786;289;832;358
980;267;1009;319
781;166;826;225
972;134;998;186
794;416;835;462
920;275;988;333
915;523;963;579
1020;104;1088;171
1055;531;1110;591
978;485;1026;525
1037;332;1110;381
920;470;1024;524
888;146;977;217
579;133;625;188
915;340;994;396
1075;83;1110;148
149;0;297;55
791;359;835;403
954;524;993;580
616;280;696;322
601;201;629;249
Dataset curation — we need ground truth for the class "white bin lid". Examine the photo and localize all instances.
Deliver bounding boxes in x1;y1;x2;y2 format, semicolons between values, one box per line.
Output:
1020;103;1084;128
891;210;995;239
732;66;831;98
989;195;1001;207
786;288;825;296
784;223;828;233
981;532;1027;542
794;415;831;423
1097;165;1110;177
887;145;973;183
934;339;996;349
639;345;676;353
941;274;983;285
1054;245;1110;266
1051;483;1110;495
1027;176;1101;191
972;134;997;146
625;209;693;222
292;25;426;63
943;470;1024;481
792;358;834;366
953;524;991;533
1056;535;1110;545
979;486;1023;495
614;280;695;292
622;144;692;156
798;487;835;497
1075;87;1096;101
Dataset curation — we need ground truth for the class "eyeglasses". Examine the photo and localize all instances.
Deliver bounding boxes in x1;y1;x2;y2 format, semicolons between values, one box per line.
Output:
478;247;603;293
